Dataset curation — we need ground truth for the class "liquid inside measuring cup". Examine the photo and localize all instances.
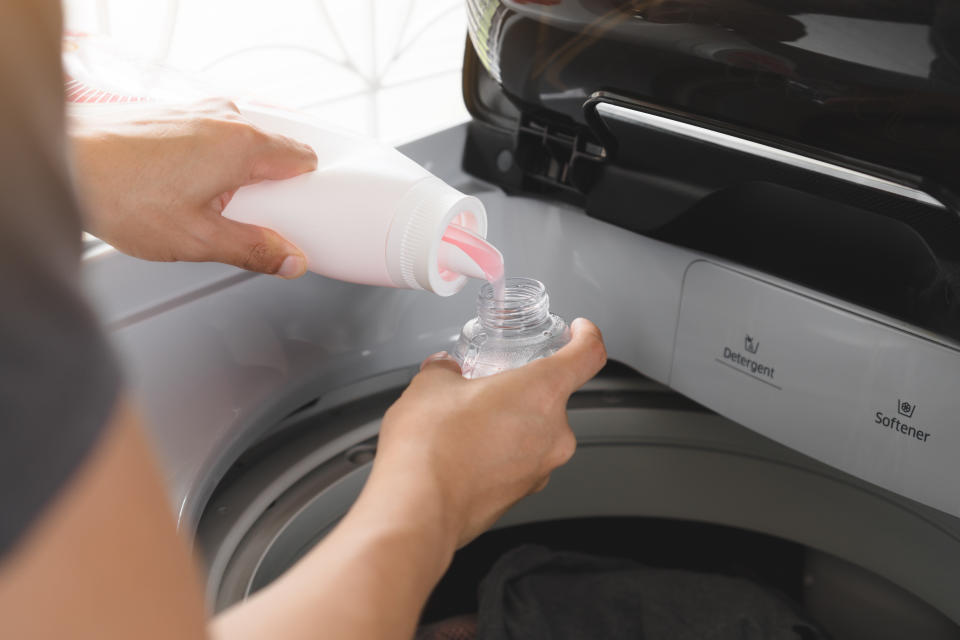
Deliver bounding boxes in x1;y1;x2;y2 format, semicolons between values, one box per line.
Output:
441;224;506;300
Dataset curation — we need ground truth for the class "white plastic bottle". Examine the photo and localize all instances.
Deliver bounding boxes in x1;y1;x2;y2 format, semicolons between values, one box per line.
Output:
224;105;494;297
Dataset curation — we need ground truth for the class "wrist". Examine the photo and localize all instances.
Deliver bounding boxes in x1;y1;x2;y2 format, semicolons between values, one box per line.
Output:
66;124;112;234
352;462;459;575
216;462;460;640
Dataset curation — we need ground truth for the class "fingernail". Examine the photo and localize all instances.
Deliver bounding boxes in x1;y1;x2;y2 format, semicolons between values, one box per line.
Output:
277;255;306;279
299;142;318;163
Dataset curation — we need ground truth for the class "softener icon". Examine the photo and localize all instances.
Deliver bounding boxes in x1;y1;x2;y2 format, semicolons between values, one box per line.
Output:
898;400;917;418
744;335;759;354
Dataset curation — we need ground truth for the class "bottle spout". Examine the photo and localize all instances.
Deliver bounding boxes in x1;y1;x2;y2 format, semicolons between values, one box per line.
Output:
439;223;504;282
439;242;488;280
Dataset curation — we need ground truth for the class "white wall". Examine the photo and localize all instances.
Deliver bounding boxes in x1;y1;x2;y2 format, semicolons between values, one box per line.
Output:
62;0;469;143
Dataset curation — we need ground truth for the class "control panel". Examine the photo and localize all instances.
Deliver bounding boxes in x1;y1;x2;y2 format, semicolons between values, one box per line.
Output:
670;261;960;517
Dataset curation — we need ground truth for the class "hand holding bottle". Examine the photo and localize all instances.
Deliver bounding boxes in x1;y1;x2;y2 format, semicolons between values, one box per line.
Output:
69;99;317;278
367;317;607;550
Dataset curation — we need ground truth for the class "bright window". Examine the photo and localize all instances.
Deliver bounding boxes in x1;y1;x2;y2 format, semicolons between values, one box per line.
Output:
62;0;470;144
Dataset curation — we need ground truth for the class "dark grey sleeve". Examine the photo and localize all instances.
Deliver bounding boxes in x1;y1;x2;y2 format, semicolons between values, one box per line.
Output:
0;1;121;555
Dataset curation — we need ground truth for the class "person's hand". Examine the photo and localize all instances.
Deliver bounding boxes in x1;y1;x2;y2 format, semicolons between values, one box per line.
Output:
214;320;605;640
369;318;607;550
69;99;317;278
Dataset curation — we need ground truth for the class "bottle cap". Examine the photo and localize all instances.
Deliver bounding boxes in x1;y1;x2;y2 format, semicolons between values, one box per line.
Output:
386;177;488;297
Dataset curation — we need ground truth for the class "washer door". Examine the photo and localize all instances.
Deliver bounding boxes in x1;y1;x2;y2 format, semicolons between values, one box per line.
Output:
196;366;960;636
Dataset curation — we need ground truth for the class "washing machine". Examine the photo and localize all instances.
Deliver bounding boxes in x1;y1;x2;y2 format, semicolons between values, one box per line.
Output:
83;2;960;638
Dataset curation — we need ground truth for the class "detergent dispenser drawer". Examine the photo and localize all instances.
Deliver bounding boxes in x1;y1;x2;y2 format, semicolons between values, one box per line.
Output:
670;261;960;518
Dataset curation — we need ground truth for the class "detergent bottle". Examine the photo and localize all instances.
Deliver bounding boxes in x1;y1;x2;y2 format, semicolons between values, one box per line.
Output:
222;105;497;297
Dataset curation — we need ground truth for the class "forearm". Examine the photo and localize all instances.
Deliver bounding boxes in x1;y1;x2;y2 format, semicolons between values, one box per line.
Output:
210;464;456;640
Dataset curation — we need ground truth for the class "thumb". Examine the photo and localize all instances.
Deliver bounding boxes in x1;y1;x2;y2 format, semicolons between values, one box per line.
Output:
537;318;607;394
203;215;308;278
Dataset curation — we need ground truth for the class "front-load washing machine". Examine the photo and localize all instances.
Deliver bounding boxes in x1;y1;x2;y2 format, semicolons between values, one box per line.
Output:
84;2;960;637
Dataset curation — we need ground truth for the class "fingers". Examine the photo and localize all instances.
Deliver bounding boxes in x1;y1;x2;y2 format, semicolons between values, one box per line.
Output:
419;351;463;376
201;216;307;278
537;318;607;394
244;129;318;184
200;120;314;277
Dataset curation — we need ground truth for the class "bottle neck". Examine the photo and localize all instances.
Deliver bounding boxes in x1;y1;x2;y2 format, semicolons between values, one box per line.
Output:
478;278;551;331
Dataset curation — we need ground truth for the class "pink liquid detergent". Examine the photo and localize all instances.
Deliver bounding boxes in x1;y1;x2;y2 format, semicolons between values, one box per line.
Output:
441;224;506;300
